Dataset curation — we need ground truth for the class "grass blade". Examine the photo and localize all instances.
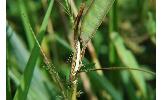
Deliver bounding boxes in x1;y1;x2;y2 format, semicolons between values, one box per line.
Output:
18;0;34;50
6;63;12;100
108;0;117;64
88;72;122;100
7;24;58;100
13;0;54;100
81;0;115;46
80;59;122;100
110;32;147;97
146;12;156;44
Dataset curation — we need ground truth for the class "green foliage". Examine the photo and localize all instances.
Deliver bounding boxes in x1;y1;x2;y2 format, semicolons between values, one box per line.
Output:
13;0;55;100
18;0;34;50
145;12;156;44
88;72;122;100
81;0;115;46
110;32;147;97
7;24;57;100
7;0;156;100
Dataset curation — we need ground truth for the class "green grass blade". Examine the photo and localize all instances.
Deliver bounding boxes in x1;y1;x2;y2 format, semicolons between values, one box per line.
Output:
81;59;122;100
13;0;54;100
110;32;147;97
81;0;115;46
18;0;34;50
88;72;122;100
48;33;72;51
146;12;156;44
7;24;58;100
121;71;138;100
108;0;117;64
6;31;12;100
6;64;12;100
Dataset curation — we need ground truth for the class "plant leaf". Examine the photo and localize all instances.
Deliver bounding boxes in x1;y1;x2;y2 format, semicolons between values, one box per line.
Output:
146;12;156;44
88;72;122;100
7;24;58;100
6;62;12;100
80;0;115;46
79;62;95;72
81;59;122;100
18;0;34;50
110;32;147;97
13;0;54;100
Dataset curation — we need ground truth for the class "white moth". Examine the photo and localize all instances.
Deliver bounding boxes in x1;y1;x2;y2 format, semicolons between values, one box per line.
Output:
74;40;81;74
69;40;82;84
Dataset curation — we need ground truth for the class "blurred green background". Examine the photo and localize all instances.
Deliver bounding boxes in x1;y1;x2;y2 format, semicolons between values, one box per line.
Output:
7;0;156;100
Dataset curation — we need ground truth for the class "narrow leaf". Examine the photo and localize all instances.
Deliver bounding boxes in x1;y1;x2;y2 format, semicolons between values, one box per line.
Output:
13;0;54;100
81;0;115;46
110;32;147;97
146;12;156;44
81;59;122;100
18;0;34;50
6;63;12;100
88;72;122;100
7;24;57;100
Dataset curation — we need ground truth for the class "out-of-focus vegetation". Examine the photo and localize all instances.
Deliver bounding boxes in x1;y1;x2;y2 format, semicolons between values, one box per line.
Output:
7;0;156;100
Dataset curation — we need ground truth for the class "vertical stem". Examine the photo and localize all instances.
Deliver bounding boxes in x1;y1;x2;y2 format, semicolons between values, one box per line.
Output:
108;0;117;65
137;0;148;23
88;42;103;75
71;81;77;100
6;43;12;100
67;0;78;99
109;0;117;32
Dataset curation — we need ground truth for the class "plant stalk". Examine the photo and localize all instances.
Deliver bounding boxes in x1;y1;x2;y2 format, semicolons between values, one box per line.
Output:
71;80;77;100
